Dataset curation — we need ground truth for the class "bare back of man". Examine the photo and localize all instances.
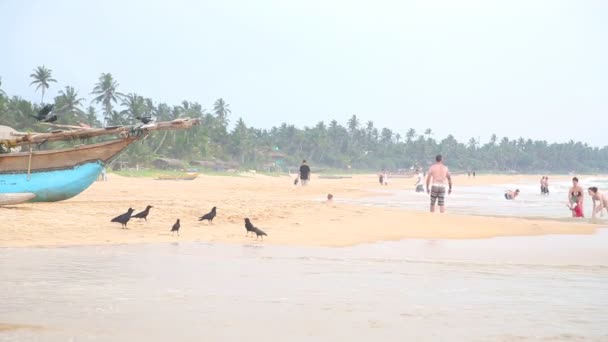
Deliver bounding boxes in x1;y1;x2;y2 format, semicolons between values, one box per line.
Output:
426;154;452;213
428;164;449;185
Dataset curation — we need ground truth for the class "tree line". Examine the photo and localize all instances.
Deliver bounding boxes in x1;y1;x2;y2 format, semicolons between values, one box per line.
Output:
1;66;607;173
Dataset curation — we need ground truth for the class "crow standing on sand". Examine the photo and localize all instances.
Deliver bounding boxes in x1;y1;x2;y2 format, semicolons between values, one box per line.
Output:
244;218;256;236
171;219;181;236
252;227;267;240
244;218;267;240
111;208;135;228
132;205;153;221
30;104;57;123
198;207;217;224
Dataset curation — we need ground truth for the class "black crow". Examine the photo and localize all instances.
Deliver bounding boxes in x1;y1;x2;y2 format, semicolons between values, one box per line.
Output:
132;205;153;221
252;227;267;241
136;116;155;124
171;219;181;236
111;208;135;228
30;104;57;123
31;104;53;120
244;218;256;237
198;207;217;224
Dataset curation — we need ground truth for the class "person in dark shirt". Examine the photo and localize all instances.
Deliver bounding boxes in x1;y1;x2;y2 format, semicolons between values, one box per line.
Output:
299;160;311;186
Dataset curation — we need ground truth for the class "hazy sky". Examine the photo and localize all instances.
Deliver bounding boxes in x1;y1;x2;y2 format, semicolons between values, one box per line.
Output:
1;0;607;146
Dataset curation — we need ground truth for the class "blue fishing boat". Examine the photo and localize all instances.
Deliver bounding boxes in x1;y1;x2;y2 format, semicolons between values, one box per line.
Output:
0;119;199;204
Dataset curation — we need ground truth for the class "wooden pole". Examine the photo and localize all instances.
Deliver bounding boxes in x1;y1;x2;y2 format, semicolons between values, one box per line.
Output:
6;118;199;148
27;144;33;181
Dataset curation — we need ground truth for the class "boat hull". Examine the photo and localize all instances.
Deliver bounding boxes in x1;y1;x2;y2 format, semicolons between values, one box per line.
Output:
0;161;104;202
0;138;135;174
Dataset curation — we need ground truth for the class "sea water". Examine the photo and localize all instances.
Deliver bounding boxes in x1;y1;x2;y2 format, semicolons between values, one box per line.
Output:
350;176;608;220
1;233;607;341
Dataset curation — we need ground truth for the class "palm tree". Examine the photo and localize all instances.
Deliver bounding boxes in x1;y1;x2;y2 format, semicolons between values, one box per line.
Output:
467;137;478;150
213;98;231;126
380;128;393;144
29;65;57;103
85;106;102;127
91;73;125;124
0;76;6;96
55;86;85;122
120;93;145;122
406;128;416;142
347;115;360;134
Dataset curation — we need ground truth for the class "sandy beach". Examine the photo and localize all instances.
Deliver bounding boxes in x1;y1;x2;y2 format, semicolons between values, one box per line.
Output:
0;173;600;248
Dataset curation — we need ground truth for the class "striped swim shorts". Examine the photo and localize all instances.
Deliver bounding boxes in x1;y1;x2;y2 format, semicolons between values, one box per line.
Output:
430;185;446;206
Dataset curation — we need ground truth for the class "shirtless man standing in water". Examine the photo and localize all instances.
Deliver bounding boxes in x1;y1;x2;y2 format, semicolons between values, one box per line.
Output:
426;154;452;213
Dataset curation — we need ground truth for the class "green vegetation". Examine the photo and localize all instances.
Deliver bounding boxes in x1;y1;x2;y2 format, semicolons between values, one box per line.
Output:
1;68;607;173
112;169;189;178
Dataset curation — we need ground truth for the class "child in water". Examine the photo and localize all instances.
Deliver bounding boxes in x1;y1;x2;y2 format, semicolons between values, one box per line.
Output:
567;201;585;218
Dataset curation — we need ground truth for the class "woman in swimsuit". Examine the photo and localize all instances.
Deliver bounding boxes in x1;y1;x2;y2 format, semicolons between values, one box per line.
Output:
568;177;584;217
588;187;608;218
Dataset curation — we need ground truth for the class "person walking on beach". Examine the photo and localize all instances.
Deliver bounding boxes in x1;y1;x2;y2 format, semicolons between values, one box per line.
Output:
299;160;311;186
588;187;608;218
568;177;584;217
414;169;425;192
425;154;452;213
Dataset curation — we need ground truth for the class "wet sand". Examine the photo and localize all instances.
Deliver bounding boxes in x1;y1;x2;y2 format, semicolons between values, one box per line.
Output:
0;323;44;332
0;173;601;247
1;239;607;341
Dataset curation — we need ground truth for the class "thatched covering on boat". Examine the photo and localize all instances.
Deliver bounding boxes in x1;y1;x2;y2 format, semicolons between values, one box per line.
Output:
0;125;17;140
152;158;185;170
0;126;21;152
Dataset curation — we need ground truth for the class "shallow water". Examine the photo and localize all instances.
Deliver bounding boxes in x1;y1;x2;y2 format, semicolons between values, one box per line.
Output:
351;177;608;220
1;231;608;341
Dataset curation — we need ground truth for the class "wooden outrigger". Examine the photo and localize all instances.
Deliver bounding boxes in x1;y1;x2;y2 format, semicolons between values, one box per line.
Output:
0;118;199;203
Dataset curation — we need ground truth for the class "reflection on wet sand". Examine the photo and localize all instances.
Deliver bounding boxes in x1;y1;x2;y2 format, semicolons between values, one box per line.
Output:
1;233;607;341
0;323;44;332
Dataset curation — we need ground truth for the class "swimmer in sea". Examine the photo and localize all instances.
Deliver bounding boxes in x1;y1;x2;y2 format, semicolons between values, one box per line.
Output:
540;176;548;195
504;189;520;200
588;187;608;218
568;177;584;217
